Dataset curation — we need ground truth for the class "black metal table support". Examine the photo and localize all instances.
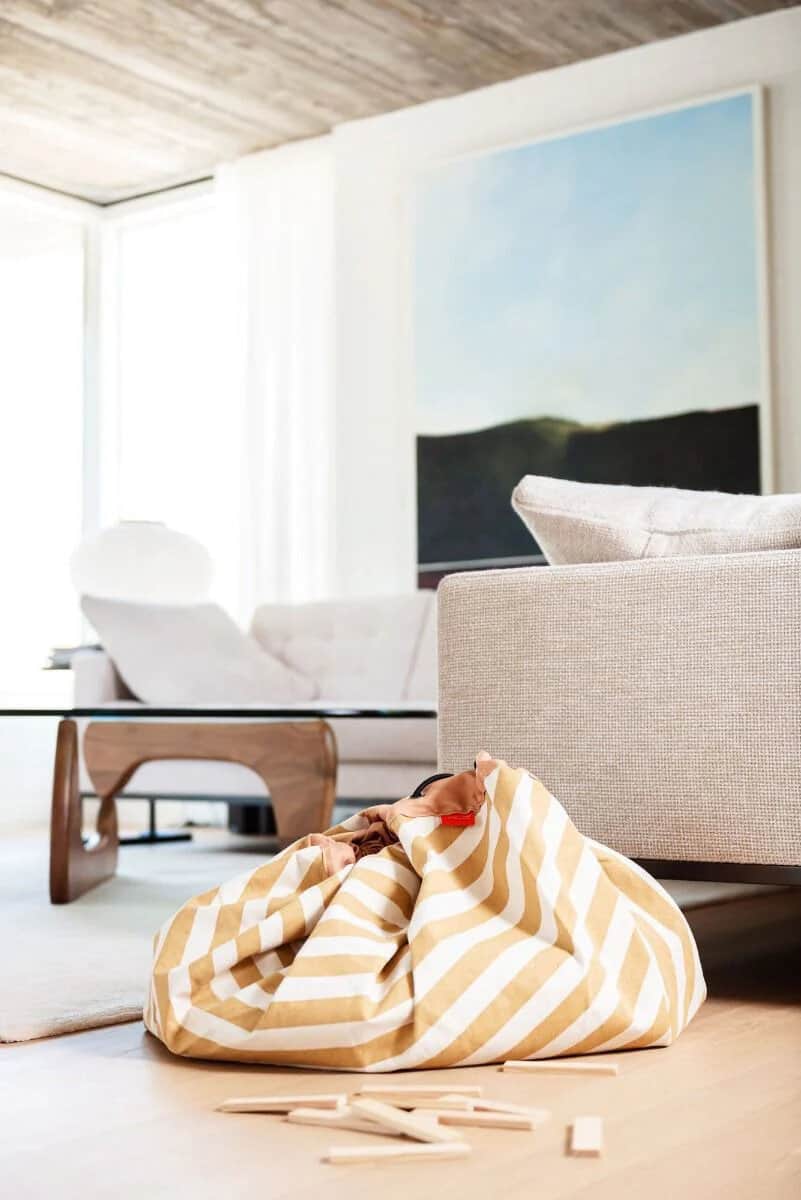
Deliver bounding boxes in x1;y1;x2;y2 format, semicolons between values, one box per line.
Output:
80;792;192;847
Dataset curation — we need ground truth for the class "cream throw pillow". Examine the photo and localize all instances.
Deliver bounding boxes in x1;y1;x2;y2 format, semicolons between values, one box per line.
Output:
82;596;316;704
512;476;801;564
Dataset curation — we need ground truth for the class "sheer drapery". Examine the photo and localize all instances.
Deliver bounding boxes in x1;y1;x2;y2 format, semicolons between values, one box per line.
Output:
217;136;335;615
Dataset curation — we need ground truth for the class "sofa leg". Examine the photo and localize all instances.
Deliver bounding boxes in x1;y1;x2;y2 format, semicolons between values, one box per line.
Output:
49;719;119;904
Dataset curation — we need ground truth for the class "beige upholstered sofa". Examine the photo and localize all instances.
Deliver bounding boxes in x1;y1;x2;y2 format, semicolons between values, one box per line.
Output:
437;550;801;884
73;592;437;813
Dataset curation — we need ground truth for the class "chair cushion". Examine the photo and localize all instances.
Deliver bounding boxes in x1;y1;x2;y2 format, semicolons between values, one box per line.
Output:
82;596;315;704
512;475;801;564
250;593;435;703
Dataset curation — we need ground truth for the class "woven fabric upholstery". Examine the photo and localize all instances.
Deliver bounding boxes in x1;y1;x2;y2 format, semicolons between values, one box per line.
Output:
511;476;801;564
437;551;801;866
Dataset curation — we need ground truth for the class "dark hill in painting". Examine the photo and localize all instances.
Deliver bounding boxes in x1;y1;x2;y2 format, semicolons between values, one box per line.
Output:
417;405;760;565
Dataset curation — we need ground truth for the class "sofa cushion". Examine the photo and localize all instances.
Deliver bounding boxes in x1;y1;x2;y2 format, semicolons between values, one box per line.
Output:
404;596;437;702
250;592;435;703
82;596;316;704
512;476;801;564
327;715;436;764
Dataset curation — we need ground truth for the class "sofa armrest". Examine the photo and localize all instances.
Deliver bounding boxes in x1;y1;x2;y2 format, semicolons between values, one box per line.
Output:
437;552;801;867
71;649;128;705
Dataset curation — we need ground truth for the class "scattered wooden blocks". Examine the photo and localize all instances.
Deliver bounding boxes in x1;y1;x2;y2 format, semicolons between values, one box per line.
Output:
350;1097;461;1144
569;1115;604;1158
219;1078;606;1170
218;1093;345;1113
325;1142;471;1165
502;1059;619;1077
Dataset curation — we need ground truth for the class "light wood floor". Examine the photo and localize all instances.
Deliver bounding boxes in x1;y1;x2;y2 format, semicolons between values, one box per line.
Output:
2;890;800;1200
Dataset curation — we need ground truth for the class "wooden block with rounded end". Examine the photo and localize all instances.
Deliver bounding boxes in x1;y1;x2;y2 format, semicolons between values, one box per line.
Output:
325;1142;472;1165
503;1059;619;1077
349;1097;461;1143
218;1094;345;1113
287;1106;392;1136
569;1115;604;1157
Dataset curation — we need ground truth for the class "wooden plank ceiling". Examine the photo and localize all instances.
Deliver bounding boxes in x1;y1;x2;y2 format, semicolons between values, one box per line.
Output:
0;0;794;204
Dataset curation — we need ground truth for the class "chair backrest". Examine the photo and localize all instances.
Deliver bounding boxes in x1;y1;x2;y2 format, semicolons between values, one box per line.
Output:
81;595;314;703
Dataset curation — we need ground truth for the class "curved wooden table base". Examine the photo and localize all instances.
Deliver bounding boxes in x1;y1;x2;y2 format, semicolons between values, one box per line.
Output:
50;719;119;904
49;719;338;905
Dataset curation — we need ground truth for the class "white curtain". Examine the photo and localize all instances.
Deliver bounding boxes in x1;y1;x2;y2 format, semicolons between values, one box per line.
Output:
216;136;335;618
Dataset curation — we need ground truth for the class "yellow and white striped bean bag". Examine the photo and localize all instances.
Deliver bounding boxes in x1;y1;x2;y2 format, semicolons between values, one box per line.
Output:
145;757;705;1068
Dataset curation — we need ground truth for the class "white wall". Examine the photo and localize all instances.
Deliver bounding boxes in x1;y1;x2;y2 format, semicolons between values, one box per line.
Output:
0;721;61;831
333;7;801;597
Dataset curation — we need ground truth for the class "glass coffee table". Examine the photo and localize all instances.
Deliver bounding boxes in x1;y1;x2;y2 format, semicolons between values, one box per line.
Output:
5;704;437;905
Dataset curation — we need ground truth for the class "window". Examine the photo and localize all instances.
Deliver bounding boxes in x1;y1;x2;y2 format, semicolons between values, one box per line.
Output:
0;197;86;701
0;185;242;703
103;195;243;618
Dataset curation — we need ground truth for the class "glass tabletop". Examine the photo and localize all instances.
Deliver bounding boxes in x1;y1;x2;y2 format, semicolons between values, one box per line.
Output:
0;704;438;720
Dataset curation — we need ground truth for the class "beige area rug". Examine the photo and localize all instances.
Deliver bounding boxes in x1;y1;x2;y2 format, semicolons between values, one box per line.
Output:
0;827;272;1043
0;827;775;1044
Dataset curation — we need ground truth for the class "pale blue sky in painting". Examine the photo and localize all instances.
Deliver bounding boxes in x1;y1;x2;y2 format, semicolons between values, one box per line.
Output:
414;93;760;435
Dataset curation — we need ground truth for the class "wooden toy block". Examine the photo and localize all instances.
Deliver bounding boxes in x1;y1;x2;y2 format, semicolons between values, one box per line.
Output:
325;1142;472;1165
218;1093;345;1113
472;1098;551;1124
502;1058;619;1077
287;1106;391;1136
349;1096;461;1144
569;1115;604;1157
356;1083;482;1099
415;1108;536;1131
382;1093;474;1112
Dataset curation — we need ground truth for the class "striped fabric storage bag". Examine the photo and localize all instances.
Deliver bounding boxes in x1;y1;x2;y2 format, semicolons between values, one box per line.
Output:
145;754;705;1068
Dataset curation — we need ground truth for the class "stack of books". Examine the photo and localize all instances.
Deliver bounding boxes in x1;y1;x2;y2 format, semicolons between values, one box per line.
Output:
45;644;101;671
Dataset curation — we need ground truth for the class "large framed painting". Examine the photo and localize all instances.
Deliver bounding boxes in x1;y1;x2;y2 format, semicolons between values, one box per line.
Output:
413;89;770;579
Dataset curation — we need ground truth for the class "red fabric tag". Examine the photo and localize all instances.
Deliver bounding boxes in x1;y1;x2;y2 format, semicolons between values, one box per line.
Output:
440;813;476;827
